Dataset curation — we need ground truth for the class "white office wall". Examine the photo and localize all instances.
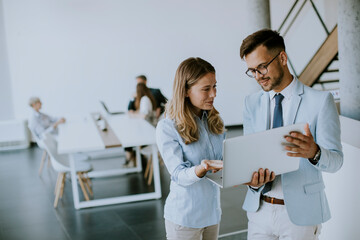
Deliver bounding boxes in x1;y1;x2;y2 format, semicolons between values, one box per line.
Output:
2;0;259;126
2;0;340;125
0;0;13;121
321;143;360;240
321;116;360;239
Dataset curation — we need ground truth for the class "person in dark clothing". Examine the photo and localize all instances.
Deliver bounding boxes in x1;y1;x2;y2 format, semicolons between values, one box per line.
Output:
128;75;167;117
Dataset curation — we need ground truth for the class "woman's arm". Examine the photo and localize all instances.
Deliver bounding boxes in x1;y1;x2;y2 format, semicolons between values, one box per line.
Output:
156;120;222;186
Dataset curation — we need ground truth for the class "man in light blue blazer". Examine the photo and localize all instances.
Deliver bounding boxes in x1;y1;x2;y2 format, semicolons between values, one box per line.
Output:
239;29;343;239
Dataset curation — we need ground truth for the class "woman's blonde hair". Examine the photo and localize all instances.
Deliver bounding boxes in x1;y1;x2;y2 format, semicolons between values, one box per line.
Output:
135;83;156;111
165;57;224;144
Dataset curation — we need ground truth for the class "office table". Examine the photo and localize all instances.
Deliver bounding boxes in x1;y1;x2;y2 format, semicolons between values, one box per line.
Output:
57;114;162;209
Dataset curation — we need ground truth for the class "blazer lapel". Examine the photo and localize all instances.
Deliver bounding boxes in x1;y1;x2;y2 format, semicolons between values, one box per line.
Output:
260;91;270;131
286;79;304;124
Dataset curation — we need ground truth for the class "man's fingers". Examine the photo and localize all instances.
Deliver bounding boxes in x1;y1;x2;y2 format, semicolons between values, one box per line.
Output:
304;123;312;137
258;168;265;184
270;171;276;181
289;132;308;142
293;138;306;148
284;146;303;153
285;137;307;149
286;152;303;157
264;169;270;182
251;172;258;186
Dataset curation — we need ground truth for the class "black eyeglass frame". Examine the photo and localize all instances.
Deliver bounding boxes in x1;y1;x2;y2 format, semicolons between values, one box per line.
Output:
245;52;281;78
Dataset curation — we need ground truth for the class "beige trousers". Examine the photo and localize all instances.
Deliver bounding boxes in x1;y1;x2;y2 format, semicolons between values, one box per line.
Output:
165;220;219;240
247;201;322;240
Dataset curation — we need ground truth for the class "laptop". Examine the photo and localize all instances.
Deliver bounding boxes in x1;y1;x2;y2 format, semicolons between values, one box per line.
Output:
206;123;305;188
100;101;124;115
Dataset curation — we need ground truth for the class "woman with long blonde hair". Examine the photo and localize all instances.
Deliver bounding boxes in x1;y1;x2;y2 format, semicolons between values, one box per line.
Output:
156;57;225;240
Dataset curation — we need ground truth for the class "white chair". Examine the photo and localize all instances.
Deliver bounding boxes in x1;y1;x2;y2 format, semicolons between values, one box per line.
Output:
141;146;164;186
37;138;53;176
42;133;93;208
141;146;154;186
28;128;51;176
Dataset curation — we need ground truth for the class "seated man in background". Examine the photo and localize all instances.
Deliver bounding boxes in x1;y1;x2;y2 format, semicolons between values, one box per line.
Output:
128;75;167;118
28;97;66;140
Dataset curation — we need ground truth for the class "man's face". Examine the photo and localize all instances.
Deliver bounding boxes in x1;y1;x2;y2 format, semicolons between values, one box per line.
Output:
136;78;146;85
244;45;284;92
32;101;42;111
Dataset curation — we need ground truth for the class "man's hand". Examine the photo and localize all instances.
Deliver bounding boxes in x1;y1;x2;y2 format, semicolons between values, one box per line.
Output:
243;168;275;188
53;118;66;129
284;123;318;159
59;118;66;124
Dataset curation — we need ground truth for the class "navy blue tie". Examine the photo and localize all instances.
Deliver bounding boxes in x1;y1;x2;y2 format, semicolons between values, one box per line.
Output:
263;93;284;194
273;94;284;128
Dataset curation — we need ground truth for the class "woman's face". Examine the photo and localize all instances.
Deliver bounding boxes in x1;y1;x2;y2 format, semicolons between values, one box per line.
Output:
186;73;217;116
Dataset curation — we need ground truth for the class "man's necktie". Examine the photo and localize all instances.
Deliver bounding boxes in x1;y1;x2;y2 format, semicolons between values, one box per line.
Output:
273;93;284;129
263;93;284;194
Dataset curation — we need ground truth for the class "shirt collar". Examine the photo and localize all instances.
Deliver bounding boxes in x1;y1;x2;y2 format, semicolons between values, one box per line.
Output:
269;76;296;101
32;109;41;117
194;110;208;121
201;110;208;120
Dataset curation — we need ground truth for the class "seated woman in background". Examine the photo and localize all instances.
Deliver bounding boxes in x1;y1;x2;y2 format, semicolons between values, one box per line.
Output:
124;83;158;167
131;82;158;126
156;57;225;240
28;97;66;141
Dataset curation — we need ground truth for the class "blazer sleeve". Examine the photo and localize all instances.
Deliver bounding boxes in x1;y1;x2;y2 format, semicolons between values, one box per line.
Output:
312;92;343;173
127;99;136;111
243;96;254;136
154;89;167;107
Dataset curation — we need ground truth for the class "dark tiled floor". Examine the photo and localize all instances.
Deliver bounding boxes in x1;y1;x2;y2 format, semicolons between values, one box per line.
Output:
0;126;248;240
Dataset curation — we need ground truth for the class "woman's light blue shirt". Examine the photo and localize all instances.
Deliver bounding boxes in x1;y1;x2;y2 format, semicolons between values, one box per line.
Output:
156;112;225;228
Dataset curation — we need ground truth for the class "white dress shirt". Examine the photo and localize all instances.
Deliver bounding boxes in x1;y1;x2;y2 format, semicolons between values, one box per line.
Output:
264;77;296;199
139;96;153;116
28;110;59;141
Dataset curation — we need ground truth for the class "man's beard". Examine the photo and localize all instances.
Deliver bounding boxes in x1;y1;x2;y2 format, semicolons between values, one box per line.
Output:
260;67;284;92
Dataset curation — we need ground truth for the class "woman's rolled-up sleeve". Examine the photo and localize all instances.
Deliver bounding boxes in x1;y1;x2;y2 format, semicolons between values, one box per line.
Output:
156;119;202;187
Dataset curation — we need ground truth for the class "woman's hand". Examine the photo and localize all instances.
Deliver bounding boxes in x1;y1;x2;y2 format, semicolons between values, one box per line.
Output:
195;160;223;178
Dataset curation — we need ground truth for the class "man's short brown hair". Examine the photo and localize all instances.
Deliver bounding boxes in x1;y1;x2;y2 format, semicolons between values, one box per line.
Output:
136;75;147;82
240;29;285;59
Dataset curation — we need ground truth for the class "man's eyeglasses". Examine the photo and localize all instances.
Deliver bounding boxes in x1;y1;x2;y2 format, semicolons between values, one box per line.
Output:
245;52;281;78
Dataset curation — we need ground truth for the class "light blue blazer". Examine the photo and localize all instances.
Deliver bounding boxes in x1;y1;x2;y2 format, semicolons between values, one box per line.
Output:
242;79;343;226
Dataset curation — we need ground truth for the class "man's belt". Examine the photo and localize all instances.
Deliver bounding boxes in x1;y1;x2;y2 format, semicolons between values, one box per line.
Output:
261;195;285;205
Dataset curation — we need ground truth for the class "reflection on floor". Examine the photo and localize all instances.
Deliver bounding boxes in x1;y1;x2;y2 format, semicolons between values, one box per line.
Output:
0;126;248;240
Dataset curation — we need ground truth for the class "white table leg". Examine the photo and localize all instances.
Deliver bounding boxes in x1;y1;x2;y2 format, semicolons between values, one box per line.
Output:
135;146;142;172
69;154;80;209
70;145;161;210
152;144;162;199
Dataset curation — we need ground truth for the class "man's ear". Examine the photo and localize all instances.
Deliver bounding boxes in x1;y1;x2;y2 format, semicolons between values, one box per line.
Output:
280;51;288;66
